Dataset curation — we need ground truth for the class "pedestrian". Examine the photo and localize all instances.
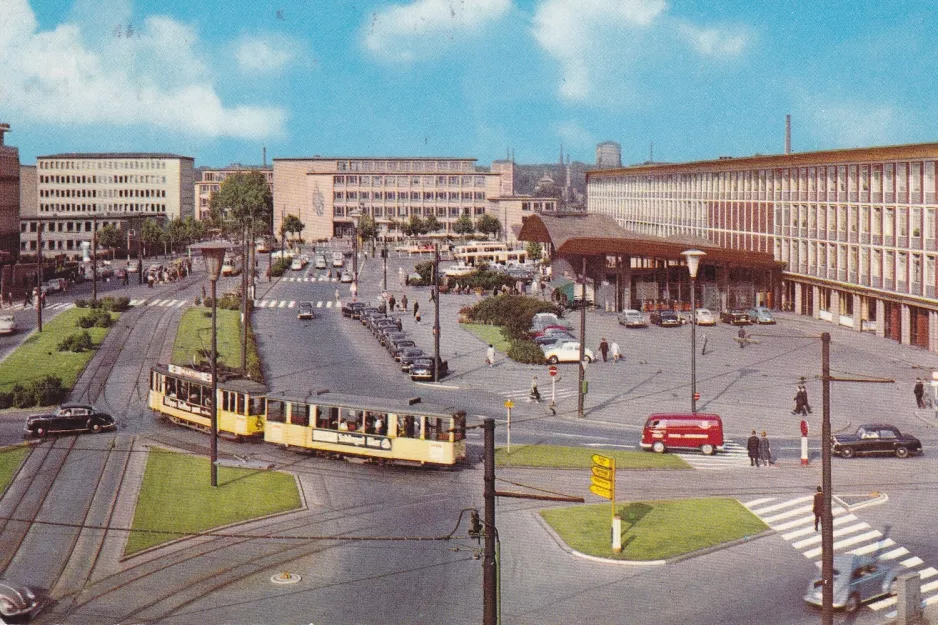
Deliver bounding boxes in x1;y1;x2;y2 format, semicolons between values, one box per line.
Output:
413;300;419;318
737;326;747;348
335;287;340;301
529;376;541;402
792;385;807;416
486;344;495;367
759;431;773;466
401;294;408;311
598;338;609;362
914;377;926;409
415;310;421;324
800;384;813;414
388;294;396;312
747;430;761;467
813;486;823;531
611;340;621;363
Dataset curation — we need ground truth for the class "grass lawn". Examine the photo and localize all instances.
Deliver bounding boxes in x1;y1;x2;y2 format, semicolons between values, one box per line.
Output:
0;446;29;495
461;323;511;353
125;449;302;555
171;308;243;368
541;498;767;561
0;308;116;392
496;444;689;470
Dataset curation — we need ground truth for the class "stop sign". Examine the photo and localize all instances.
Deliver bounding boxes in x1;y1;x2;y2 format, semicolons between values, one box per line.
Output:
548;365;558;377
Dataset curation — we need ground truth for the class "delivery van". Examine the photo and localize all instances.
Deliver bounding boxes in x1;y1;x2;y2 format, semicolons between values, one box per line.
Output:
640;413;724;455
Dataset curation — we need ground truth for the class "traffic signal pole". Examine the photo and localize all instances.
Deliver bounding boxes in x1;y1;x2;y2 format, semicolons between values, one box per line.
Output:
483;418;496;625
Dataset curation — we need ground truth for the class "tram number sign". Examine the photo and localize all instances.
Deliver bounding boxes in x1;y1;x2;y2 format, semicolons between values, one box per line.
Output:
548;365;558;377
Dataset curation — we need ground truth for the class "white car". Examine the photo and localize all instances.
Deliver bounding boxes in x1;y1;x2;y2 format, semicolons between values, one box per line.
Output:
0;315;16;335
543;342;594;364
618;309;647;328
290;259;304;271
694;308;716;326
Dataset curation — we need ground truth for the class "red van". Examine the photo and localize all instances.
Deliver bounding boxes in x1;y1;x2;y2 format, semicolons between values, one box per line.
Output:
640;413;724;455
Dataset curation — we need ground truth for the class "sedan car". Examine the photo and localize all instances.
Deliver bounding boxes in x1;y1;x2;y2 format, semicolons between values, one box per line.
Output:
0;578;38;620
341;301;367;318
804;554;901;612
410;357;449;381
543;342;594;364
340;271;353;283
749;306;777;324
0;315;16;335
720;309;752;325
390;339;417;360
832;423;923;459
399;348;427;372
534;333;576;348
380;330;408;349
296;302;315;320
618;309;648;328
290;259;304;271
694;308;716;326
24;404;116;438
650;310;682;327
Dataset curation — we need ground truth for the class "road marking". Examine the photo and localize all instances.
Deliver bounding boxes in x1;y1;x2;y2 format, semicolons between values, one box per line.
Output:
288;301;296;308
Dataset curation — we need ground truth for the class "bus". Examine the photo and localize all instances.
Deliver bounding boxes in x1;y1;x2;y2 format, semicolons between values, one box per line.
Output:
452;242;528;267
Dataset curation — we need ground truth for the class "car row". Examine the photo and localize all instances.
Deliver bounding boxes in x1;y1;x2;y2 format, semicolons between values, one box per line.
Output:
528;313;594;362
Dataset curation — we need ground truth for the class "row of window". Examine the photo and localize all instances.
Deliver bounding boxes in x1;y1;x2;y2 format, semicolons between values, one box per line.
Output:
333;206;486;218
200;171;272;183
41;188;167;199
333;174;488;187
335;159;475;173
39;159;173;171
39;174;168;185
21;219;118;233
39;203;168;214
334;190;486;201
778;239;935;287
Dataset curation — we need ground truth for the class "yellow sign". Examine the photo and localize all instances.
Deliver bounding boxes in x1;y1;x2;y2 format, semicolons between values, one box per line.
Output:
591;454;613;469
591;465;613;481
504;400;514;409
590;474;612;491
589;484;613;500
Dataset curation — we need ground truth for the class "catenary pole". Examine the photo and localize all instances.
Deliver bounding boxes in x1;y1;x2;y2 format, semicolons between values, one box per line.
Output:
483;418;497;625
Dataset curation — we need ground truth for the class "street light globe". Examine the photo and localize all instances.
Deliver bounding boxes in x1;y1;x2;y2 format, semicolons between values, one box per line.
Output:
195;241;229;282
681;249;706;279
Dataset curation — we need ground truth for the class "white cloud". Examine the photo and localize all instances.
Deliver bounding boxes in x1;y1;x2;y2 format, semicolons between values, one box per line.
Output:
800;97;899;148
677;22;748;58
0;0;286;140
234;34;298;74
363;0;511;62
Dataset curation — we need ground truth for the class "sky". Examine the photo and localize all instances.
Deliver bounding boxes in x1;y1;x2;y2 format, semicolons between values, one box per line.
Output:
2;0;938;169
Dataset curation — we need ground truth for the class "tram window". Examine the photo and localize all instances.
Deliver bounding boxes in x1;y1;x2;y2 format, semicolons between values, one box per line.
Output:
452;413;466;441
166;378;176;397
316;406;331;429
267;400;285;423
342;409;361;431
222;391;230;412
427;417;447;441
290;402;309;426
398;415;416;438
366;412;388;435
325;406;339;429
179;381;190;402
236;393;245;415
251;397;266;417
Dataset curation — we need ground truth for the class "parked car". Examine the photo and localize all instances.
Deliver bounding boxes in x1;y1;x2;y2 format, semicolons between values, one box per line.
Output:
832;424;923;459
749;306;777;324
530;324;573;339
618;309;648;328
720;309;752;325
126;260;140;273
0;315;16;335
44;278;66;293
314;255;328;269
380;330;408;349
410;357;449;381
803;554;901;612
0;578;38;620
390;339;417;360
694;308;716;326
341;302;367;318
543;342;594;364
296;302;315;320
534;333;576;348
332;252;344;268
399;348;427;372
531;312;563;330
290;258;304;271
24;404;116;438
650;310;682;327
340;271;353;283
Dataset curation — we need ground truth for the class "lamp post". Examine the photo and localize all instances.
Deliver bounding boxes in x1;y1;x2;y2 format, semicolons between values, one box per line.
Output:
196;241;228;487
682;249;706;414
350;207;362;299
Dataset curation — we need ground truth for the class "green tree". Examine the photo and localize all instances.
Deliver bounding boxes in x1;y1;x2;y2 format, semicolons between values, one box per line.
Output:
525;241;543;262
356;214;379;243
403;215;425;237
182;216;206;245
165;217;188;254
281;213;305;242
140;218;164;257
424;215;442;233
210;171;273;235
452;214;475;236
96;224;122;259
477;214;502;239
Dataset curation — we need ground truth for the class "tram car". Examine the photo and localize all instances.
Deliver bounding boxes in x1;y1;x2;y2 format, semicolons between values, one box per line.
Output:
148;364;267;439
148;365;467;467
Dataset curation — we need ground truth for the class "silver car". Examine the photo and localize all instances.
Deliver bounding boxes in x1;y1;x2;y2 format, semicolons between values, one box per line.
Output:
803;553;901;612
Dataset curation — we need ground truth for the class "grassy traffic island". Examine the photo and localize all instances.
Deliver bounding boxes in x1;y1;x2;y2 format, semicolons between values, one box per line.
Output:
495;444;689;470
542;498;768;562
171;306;264;381
125;449;302;555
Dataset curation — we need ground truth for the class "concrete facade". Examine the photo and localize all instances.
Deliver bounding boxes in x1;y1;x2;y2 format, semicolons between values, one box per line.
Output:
0;125;21;262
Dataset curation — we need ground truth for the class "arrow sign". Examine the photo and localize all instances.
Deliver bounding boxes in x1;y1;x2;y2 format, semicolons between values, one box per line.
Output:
591;454;613;469
591;465;613;481
504;399;514;409
589;484;613;500
590;474;613;491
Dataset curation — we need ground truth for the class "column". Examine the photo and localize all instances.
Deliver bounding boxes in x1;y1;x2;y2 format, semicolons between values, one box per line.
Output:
901;304;911;345
852;294;862;331
794;282;803;315
830;290;840;324
876;299;886;338
622;255;632;311
812;285;820;318
930;311;938;353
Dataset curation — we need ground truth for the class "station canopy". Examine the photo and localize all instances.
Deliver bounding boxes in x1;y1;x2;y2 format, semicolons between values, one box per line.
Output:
518;213;779;269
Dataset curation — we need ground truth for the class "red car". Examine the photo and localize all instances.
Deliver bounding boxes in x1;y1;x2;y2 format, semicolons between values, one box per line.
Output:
529;325;572;339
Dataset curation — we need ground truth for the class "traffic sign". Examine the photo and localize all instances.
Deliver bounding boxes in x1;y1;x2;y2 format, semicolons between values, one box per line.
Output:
590;474;612;492
591;465;613;481
589;484;613;500
591;454;613;469
504;399;514;409
548;365;558;377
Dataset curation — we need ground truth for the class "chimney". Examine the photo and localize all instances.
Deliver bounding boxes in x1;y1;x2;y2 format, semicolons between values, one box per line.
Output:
263;146;267;167
785;115;791;155
0;123;9;147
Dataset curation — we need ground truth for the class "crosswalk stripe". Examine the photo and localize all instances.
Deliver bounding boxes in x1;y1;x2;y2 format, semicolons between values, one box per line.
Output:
326;301;333;308
848;538;895;556
176;300;186;307
901;556;925;568
749;496;812;515
278;300;287;308
316;301;323;308
744;497;776;508
877;547;909;560
288;301;296;308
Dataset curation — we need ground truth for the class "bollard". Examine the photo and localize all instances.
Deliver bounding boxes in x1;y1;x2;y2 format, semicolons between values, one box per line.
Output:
612;516;622;553
800;420;809;466
896;573;922;624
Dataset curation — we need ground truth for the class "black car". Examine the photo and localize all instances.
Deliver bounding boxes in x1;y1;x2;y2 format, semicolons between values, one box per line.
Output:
650;310;682;327
24;404;116;438
399;348;426;372
410;357;449;381
341;301;367;318
380;330;408;349
832;424;923;459
720;309;752;325
390;339;417;360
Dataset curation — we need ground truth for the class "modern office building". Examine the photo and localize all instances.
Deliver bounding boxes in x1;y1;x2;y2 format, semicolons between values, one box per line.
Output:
0;124;21;263
195;165;273;222
272;156;557;244
596;141;622;169
22;152;194;258
587;142;938;352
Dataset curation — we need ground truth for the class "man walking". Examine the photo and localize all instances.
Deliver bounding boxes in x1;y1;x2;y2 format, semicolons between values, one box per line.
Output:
413;300;419;319
401;294;408;312
914;377;926;409
486;344;495;367
813;486;824;531
759;431;773;467
598;338;609;362
747;430;761;467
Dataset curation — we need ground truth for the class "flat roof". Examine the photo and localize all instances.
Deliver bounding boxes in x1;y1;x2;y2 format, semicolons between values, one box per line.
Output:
274;156;478;162
588;141;938;179
39;152;194;160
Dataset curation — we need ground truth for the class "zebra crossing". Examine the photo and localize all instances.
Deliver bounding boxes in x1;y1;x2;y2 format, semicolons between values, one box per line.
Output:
253;299;339;310
744;496;938;613
280;276;339;282
500;385;579;403
4;301;75;311
671;439;752;470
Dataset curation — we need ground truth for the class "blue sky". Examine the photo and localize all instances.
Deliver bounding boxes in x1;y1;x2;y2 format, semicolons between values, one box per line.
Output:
3;0;938;168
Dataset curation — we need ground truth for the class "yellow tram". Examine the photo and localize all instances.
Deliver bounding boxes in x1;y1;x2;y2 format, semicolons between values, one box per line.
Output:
148;364;267;439
148;365;467;467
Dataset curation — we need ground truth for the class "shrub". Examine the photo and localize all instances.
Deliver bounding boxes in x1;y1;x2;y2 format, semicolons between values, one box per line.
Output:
9;375;66;407
98;296;130;312
11;383;32;408
218;292;242;310
507;340;546;365
468;295;563;340
74;299;90;308
269;258;290;278
78;309;112;329
0;391;12;409
59;331;94;352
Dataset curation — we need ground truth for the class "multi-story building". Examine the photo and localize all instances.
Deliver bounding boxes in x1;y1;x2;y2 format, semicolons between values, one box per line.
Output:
587;142;938;352
194;165;273;222
22;152;194;258
273;156;557;243
596;141;622;169
0;124;21;262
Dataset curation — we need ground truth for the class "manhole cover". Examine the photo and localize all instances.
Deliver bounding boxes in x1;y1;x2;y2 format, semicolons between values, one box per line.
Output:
270;571;302;585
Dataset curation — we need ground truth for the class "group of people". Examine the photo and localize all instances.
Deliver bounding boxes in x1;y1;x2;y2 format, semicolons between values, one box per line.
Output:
746;430;774;467
791;384;812;416
596;338;622;362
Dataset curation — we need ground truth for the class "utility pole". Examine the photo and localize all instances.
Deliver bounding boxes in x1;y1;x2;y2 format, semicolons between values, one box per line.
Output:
382;237;388;292
137;218;144;285
91;216;98;303
240;222;248;373
577;256;587;417
482;418;496;625
821;332;834;625
433;243;441;382
35;223;42;332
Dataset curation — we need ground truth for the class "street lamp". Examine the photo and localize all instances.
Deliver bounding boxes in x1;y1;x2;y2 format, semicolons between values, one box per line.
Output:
196;241;228;488
682;249;706;414
350;207;362;301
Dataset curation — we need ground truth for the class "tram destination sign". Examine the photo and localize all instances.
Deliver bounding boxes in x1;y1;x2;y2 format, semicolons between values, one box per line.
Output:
312;429;391;450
